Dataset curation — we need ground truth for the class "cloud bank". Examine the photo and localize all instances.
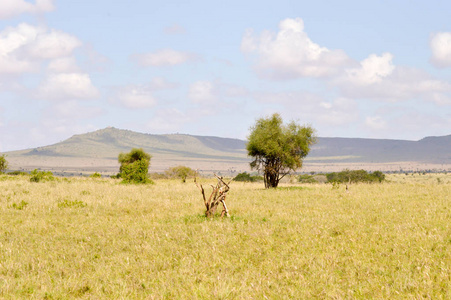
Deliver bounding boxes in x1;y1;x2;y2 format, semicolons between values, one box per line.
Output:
0;0;54;19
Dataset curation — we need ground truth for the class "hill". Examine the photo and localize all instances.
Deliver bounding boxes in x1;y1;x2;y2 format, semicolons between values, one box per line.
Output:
6;127;249;175
4;127;451;174
312;135;451;163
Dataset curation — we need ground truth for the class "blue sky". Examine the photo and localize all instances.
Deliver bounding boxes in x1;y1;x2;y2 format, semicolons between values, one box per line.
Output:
1;0;451;151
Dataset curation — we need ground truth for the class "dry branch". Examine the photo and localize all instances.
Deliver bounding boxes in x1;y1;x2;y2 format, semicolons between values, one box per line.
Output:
194;175;231;218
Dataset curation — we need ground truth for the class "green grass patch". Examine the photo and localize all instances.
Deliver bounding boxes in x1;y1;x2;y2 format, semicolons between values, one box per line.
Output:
57;198;87;208
9;200;28;210
276;186;308;191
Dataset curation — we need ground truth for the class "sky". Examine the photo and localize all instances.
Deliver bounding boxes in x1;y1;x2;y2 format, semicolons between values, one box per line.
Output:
1;0;451;152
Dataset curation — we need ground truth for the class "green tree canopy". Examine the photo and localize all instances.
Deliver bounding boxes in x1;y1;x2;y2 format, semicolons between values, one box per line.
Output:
0;154;8;173
247;113;317;188
118;148;152;184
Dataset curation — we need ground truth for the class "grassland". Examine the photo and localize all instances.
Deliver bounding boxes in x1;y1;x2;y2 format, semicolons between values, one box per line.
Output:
1;173;451;298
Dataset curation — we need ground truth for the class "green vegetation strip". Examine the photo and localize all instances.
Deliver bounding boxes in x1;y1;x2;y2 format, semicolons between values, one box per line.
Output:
0;174;450;298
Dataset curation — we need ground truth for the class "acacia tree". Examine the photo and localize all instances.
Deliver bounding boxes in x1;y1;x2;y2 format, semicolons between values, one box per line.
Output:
246;113;316;188
118;148;152;184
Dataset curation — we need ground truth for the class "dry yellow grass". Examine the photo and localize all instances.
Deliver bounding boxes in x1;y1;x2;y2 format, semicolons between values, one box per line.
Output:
0;173;450;298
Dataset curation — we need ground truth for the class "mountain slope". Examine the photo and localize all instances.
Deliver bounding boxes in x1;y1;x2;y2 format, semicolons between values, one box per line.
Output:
312;135;451;163
6;127;250;173
5;127;451;173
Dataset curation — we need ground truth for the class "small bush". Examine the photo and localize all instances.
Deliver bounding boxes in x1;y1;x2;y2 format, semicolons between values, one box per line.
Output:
30;169;54;183
90;172;102;178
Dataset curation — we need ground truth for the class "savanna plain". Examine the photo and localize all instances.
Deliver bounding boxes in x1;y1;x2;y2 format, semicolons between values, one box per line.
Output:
1;173;451;299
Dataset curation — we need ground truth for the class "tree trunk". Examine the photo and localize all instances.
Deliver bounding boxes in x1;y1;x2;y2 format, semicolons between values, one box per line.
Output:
264;162;280;188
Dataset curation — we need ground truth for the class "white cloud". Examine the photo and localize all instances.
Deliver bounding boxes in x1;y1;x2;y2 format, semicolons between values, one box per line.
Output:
0;23;81;75
241;18;351;79
114;85;158;109
25;29;82;59
38;73;100;100
335;53;451;104
0;23;40;74
242;18;451;107
345;53;395;85
0;0;54;19
0;23;94;100
132;49;197;66
430;32;451;68
188;81;218;104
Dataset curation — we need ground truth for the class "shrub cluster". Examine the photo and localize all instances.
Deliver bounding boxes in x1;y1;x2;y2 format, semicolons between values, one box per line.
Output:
233;172;263;182
298;174;319;183
120;159;152;184
326;169;385;183
30;169;54;182
7;170;28;176
165;166;197;183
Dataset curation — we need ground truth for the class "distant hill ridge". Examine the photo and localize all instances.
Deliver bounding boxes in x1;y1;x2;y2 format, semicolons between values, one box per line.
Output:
5;127;451;173
23;127;247;159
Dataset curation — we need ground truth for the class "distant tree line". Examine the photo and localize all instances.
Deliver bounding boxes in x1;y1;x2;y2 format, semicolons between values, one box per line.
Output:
326;169;385;183
297;169;385;184
233;169;386;184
